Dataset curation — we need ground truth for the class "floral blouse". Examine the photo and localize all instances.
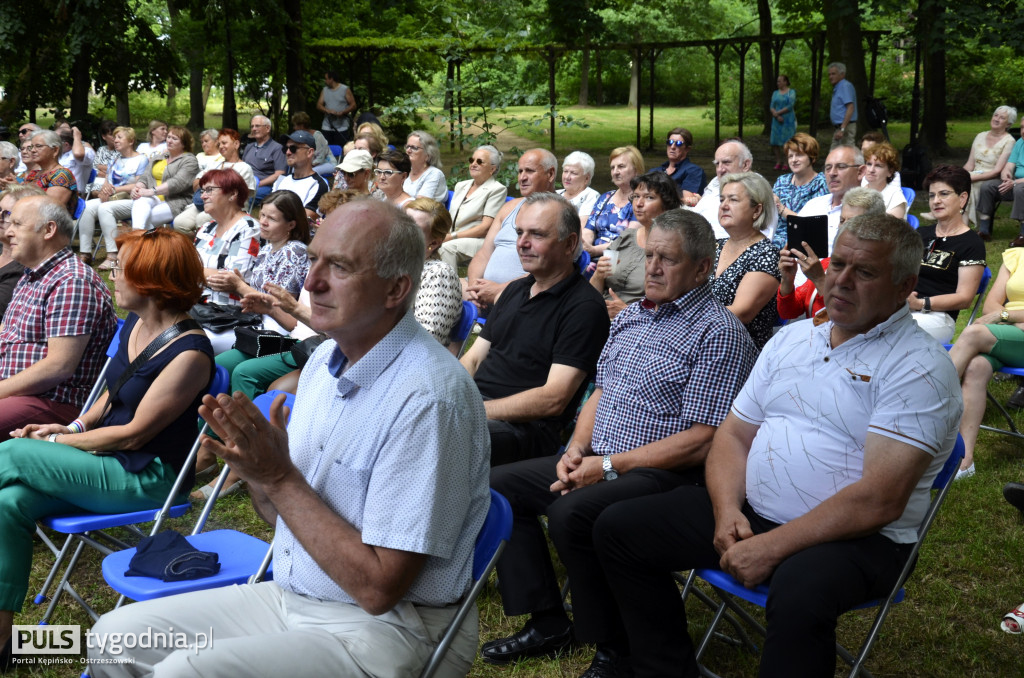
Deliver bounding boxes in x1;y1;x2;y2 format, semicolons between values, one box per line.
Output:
584;190;635;246
250;240;310;299
194;215;261;305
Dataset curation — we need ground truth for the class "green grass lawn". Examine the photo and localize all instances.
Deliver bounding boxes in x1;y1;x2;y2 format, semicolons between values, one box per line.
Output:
16;111;1024;677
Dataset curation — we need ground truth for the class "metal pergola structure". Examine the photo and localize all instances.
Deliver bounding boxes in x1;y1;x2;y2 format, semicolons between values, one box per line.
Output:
310;29;892;152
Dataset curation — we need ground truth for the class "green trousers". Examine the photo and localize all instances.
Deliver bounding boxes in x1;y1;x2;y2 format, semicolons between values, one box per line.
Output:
215;349;299;400
0;439;177;611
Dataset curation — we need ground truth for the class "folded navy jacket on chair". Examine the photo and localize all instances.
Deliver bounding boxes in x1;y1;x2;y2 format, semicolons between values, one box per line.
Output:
125;530;221;582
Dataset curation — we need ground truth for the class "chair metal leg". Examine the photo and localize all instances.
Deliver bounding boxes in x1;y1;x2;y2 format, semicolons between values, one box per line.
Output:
980;390;1024;439
35;533;74;605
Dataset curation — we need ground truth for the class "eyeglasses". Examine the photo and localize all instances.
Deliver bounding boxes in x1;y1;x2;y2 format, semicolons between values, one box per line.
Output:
405;145;422;152
928;190;957;201
251;123;269;128
24;144;47;151
109;265;122;279
824;163;860;172
373;168;402;178
666;140;687;148
199;186;222;195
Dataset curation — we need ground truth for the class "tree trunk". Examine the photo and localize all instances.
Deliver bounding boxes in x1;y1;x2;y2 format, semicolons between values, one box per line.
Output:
595;50;603;105
823;0;869;133
757;0;774;136
282;0;306;118
166;81;177;109
69;48;92;120
920;0;949;154
221;5;238;132
202;74;214;111
578;46;590;106
628;48;639;108
443;59;455;113
114;79;131;126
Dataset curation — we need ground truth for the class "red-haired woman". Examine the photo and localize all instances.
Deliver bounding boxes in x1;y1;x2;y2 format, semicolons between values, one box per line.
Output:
193;168;261;353
0;229;213;659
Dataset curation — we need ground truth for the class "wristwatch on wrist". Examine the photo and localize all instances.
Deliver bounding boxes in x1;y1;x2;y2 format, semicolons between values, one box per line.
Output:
922;297;931;313
1001;309;1011;323
47;433;60;443
602;454;619;481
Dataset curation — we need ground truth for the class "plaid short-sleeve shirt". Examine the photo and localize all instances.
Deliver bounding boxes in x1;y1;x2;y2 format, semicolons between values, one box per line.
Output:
0;248;116;407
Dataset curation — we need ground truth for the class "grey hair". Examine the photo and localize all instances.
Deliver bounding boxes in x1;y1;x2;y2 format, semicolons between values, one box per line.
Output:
720;171;774;232
31;130;61;151
0;184;44;203
251;115;270;127
201;128;220;142
841;187;886;214
836;213;921;284
562;151;595;181
410;130;442;170
523;192;582;259
0;141;19;160
995;105;1019;127
29;197;75;241
370;202;425;312
651;209;716;269
830;144;864;166
719;139;753;168
533;148;558;175
828;62;847;75
476;144;502;168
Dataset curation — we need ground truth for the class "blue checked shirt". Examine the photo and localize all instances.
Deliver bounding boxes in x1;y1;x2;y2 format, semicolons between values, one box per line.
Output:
590;283;757;456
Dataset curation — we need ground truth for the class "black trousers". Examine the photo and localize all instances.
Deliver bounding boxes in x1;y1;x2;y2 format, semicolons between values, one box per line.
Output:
592;486;914;678
490;454;701;644
487;419;561;467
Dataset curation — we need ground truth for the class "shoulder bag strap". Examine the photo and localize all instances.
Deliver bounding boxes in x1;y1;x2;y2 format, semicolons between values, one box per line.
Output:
103;318;202;413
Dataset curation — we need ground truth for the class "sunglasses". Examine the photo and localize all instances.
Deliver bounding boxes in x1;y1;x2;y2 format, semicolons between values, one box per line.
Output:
285;145;308;154
470;158;489;165
666;140;687;148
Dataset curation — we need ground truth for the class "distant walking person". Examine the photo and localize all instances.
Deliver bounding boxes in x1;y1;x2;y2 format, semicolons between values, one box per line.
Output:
770;75;796;169
828;63;857;149
317;70;357;146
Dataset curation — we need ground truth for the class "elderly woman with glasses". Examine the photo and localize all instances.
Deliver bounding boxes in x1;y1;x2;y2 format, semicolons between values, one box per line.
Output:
23;131;77;213
439;145;508;270
403;130;448;202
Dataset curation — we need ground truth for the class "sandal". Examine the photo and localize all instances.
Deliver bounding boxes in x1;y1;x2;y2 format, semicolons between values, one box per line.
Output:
190;479;246;502
1002;604;1024;634
97;257;118;271
194;464;219;485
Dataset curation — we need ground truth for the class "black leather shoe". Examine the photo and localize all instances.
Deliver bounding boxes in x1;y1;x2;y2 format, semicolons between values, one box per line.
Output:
1008;384;1024;409
480;623;574;665
580;647;633;678
1005;482;1024;514
1011;235;1024;249
1;635;11;674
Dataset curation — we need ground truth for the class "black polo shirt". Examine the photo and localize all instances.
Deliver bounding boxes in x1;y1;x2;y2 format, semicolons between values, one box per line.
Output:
475;271;610;429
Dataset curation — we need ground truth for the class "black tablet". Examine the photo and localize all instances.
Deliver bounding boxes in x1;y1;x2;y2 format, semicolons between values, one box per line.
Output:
786;214;829;259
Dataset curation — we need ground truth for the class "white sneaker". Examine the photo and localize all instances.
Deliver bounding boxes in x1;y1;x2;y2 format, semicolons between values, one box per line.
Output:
954;463;976;481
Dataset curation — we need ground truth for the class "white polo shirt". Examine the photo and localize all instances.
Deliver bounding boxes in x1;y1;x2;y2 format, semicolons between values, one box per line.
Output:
731;305;962;544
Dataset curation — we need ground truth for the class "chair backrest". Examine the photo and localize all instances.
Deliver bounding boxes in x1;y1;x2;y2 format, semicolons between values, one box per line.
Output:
448;300;479;358
577;250;591;276
73;197;86;220
445;190;453;211
965;266;993;326
901;186;915;209
328;144;343;159
906;214;919;229
88;167;98;184
419;489;512;678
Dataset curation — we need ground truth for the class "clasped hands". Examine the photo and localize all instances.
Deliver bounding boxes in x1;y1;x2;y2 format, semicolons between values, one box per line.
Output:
549;443;603;495
713;507;778;588
206;268;245;293
199;391;294;489
241;282;298;315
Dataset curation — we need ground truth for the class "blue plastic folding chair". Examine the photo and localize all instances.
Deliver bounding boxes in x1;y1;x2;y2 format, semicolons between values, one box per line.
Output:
33;363;230;623
684;434;965;678
901;186;915;209
419;489;512;678
449;300;479;358
99;390;293;607
328;144;343;160
906;214;920;229
445;190;454;210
